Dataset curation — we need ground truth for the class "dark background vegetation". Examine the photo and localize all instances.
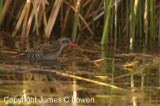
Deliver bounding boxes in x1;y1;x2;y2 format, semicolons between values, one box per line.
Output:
0;0;160;47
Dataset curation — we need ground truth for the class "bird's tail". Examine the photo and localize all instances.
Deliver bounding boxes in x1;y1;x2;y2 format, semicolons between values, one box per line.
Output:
17;51;28;60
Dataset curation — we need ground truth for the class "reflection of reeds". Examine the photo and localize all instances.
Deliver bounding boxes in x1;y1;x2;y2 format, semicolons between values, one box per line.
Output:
0;63;130;92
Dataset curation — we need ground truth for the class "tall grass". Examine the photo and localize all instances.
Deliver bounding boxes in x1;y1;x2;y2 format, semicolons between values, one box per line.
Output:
126;0;129;37
138;0;142;38
72;0;81;43
144;0;148;46
115;0;117;43
0;0;3;25
129;0;134;43
150;0;154;38
101;0;113;45
159;15;160;37
0;0;159;47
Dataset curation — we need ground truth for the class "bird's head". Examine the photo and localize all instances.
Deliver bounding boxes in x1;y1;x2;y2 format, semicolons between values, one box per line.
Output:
59;38;79;48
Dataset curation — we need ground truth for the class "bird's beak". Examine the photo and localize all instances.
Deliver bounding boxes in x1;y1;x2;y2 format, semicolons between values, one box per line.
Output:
69;42;79;47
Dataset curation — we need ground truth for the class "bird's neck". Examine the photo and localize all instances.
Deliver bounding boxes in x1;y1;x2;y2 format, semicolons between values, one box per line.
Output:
50;40;64;52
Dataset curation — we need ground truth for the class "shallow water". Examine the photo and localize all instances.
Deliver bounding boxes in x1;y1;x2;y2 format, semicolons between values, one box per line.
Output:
0;32;160;106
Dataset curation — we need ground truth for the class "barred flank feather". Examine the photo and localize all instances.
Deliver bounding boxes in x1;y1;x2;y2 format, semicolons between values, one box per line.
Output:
17;46;46;63
17;38;76;63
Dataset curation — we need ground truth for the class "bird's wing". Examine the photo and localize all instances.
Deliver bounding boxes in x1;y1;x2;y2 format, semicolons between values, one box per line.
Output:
43;41;60;55
18;40;61;62
18;45;48;62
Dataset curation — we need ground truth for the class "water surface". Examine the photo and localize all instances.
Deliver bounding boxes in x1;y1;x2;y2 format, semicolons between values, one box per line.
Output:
0;32;160;106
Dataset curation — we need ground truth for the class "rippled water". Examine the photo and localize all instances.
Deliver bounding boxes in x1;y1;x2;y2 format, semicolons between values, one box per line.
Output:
0;32;160;106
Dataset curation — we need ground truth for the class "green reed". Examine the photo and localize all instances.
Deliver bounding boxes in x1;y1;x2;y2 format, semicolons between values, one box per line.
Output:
145;0;148;46
159;15;160;37
150;0;154;38
72;11;79;43
0;0;3;25
72;0;81;43
115;0;117;43
130;0;135;41
120;0;123;34
110;9;113;40
91;0;95;32
138;0;142;38
0;0;159;46
126;0;129;37
101;0;113;45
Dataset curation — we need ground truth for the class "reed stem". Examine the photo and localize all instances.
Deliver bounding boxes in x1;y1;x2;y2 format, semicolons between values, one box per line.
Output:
72;0;81;43
0;0;3;25
101;0;113;45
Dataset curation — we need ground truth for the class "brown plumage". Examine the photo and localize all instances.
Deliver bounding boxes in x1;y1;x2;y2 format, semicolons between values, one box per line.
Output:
18;38;78;63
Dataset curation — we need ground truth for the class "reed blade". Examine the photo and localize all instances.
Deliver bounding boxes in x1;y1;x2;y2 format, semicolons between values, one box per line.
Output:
101;0;113;45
